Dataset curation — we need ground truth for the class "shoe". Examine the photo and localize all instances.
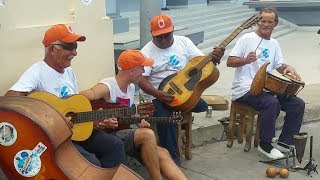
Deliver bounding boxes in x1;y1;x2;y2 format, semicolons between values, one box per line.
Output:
161;7;170;10
274;141;294;153
258;141;285;159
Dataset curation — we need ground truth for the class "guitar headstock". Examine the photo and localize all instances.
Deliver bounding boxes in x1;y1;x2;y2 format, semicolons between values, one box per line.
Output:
240;14;261;30
171;111;183;124
137;102;154;116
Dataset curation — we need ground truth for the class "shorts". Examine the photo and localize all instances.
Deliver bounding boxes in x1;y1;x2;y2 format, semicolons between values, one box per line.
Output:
112;129;142;162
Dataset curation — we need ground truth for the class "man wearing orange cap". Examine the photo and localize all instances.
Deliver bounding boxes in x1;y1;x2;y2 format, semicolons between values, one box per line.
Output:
138;14;225;165
80;50;187;180
5;24;127;168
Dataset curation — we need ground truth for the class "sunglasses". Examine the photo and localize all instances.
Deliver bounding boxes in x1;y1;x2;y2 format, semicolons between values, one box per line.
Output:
153;32;173;41
50;42;78;51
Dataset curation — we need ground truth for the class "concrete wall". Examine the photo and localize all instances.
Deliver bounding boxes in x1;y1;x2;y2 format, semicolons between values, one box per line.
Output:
0;0;115;95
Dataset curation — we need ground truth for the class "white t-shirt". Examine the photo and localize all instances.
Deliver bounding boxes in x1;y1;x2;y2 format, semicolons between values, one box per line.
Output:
229;32;284;100
10;61;78;98
140;35;204;102
100;77;135;107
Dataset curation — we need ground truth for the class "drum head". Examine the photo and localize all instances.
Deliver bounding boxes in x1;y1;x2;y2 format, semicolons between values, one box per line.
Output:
283;73;305;85
267;71;291;82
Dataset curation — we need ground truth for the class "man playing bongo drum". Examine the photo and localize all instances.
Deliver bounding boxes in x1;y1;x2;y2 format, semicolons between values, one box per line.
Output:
227;7;305;159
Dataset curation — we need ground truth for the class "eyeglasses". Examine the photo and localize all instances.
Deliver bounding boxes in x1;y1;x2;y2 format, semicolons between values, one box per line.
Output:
153;32;173;41
50;42;78;51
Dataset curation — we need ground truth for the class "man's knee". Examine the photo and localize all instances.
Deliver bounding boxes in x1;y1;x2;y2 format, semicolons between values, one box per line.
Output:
157;146;171;161
135;128;157;144
295;97;305;111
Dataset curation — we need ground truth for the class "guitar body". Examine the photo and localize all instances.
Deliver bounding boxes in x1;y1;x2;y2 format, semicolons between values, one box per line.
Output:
0;96;142;179
0;96;69;179
159;56;219;112
28;91;94;142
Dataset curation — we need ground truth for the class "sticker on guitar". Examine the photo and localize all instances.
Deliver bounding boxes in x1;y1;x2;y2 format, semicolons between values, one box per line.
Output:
0;122;17;146
13;142;47;177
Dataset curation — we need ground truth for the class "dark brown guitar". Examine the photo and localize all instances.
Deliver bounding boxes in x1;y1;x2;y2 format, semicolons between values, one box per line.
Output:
158;14;261;112
90;99;182;133
0;96;142;179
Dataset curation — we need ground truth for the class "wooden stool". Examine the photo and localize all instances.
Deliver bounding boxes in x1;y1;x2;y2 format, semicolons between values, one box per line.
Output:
201;95;229;110
177;111;193;160
227;101;260;152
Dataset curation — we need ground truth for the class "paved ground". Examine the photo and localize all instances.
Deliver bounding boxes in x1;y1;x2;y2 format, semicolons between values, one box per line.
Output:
179;121;320;180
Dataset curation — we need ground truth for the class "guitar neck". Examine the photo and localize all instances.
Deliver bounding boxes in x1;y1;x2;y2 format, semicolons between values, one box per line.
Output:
73;106;137;124
218;27;244;49
118;116;179;124
198;26;245;68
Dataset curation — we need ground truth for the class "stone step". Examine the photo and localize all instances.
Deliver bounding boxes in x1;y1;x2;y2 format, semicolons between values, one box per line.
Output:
124;6;251;26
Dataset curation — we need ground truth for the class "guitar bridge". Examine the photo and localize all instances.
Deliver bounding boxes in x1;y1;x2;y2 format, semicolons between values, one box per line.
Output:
169;82;183;95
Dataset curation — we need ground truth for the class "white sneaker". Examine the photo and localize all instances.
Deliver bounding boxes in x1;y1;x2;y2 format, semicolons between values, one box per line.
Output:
273;142;294;153
258;142;285;159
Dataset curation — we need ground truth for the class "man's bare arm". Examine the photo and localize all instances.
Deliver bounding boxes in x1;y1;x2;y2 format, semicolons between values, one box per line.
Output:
138;76;174;103
4;90;28;96
79;83;110;101
138;76;161;98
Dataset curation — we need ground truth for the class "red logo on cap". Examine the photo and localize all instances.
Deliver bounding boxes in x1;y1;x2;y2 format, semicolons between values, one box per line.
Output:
158;19;165;29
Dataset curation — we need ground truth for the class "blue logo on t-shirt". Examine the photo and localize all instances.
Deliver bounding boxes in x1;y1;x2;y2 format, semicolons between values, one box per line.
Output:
60;86;69;98
262;48;269;58
168;55;182;69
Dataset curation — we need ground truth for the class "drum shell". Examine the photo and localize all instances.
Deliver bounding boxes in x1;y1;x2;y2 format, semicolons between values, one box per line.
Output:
264;73;290;95
285;81;304;96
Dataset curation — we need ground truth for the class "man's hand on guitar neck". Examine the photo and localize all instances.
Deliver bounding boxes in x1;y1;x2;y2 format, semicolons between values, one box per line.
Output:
211;47;225;65
95;117;119;130
137;119;150;128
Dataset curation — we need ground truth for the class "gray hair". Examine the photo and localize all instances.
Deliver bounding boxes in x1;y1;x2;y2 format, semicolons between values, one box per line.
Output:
45;40;61;54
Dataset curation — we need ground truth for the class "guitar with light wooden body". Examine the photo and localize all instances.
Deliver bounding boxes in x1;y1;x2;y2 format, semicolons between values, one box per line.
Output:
158;14;261;112
0;96;142;179
28;91;153;141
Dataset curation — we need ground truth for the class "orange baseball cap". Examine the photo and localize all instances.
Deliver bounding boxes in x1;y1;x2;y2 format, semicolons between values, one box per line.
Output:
117;50;154;71
150;14;173;36
42;24;86;46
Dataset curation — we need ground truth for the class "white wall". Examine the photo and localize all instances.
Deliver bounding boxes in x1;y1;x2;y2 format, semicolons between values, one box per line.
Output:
0;0;115;95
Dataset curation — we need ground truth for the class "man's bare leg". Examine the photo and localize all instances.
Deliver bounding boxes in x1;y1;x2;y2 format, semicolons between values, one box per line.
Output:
158;147;187;180
134;128;162;180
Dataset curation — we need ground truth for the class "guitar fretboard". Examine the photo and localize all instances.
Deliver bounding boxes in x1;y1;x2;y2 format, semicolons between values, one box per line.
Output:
196;27;244;71
118;116;181;124
73;107;137;123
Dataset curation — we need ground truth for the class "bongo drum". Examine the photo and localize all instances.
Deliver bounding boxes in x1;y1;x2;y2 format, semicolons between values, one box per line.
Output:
265;71;292;95
283;74;305;96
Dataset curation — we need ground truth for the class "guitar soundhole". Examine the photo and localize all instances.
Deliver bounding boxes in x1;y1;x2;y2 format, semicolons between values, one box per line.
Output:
188;68;198;77
66;112;76;123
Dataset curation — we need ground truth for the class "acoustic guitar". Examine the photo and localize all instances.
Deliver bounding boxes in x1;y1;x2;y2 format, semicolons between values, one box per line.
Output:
28;91;154;141
0;96;142;179
158;14;261;112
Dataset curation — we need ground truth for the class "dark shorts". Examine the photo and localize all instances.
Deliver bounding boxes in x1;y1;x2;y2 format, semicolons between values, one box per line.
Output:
112;129;142;162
